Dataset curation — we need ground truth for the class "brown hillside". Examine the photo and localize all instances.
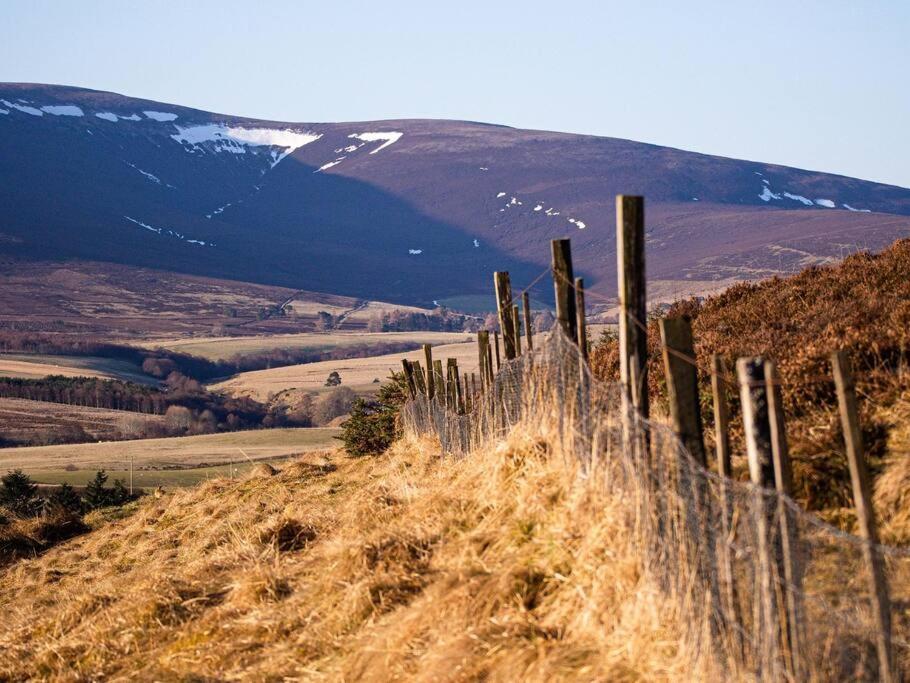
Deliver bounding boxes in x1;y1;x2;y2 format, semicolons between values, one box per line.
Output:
592;238;910;527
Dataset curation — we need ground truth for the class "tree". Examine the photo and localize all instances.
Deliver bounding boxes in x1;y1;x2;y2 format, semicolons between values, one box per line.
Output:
337;372;408;457
324;371;342;387
165;405;194;433
83;470;110;509
48;483;84;514
313;386;357;425
0;469;40;517
315;311;335;332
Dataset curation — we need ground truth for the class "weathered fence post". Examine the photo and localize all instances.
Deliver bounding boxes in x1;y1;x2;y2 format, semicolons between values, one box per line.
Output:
658;317;705;465
433;360;444;403
737;357;781;678
401;359;416;399
495;272;517;360
551;239;577;342
477;331;490;392
711;355;732;477
411;360;426;396
522;291;533;351
494;331;501;371
616;195;649;421
765;359;802;677
512;304;522;356
423;344;435;399
832;351;895;683
575;277;588;362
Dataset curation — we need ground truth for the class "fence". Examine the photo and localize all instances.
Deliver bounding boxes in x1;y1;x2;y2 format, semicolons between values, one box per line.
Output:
398;196;909;681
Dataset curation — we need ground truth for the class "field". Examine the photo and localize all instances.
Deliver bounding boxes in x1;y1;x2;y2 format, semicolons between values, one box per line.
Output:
212;340;481;400
0;428;339;487
0;353;154;384
141;330;474;362
0;397;165;445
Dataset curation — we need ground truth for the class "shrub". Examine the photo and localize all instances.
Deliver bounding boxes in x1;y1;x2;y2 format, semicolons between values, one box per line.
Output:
338;373;408;457
48;483;84;514
324;371;342;387
0;470;40;517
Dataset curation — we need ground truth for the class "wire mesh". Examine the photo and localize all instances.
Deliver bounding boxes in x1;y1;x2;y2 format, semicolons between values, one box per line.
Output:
401;329;909;681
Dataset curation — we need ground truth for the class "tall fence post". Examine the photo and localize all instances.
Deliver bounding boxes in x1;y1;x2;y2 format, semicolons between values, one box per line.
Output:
477;332;490;392
711;355;732;477
411;360;426;396
423;344;435;399
658;317;705;466
522;291;533;351
737;357;781;678
551;239;578;342
401;359;416;399
616;195;649;421
433;360;444;403
495;272;517;360
494;331;501;371
832;351;895;683
575;277;588;362
512;304;522;356
765;359;802;678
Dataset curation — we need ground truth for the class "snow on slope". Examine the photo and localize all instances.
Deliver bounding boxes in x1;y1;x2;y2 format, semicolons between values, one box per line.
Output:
170;124;322;167
348;132;403;154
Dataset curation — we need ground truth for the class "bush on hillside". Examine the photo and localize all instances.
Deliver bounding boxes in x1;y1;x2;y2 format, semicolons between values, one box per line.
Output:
338;373;409;457
0;470;41;517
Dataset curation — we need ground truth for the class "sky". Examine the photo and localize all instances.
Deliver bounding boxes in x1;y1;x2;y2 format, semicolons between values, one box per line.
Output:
2;0;908;188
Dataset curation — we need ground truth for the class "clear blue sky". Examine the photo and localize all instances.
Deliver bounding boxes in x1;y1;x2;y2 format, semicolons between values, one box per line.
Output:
3;0;908;187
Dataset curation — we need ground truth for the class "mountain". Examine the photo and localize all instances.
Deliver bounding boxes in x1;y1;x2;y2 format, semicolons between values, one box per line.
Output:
2;82;909;309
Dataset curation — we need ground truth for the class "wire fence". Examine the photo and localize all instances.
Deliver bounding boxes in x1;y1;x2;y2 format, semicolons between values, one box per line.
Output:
401;328;910;681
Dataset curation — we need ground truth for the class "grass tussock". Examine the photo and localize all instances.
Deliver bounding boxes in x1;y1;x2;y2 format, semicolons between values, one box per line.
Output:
593;238;910;516
0;436;706;681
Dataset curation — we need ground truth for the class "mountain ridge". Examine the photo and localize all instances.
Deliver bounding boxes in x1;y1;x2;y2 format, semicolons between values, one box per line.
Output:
2;82;909;308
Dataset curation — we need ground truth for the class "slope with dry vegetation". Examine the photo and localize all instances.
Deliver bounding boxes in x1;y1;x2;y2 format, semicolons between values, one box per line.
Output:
592;238;910;535
0;432;703;681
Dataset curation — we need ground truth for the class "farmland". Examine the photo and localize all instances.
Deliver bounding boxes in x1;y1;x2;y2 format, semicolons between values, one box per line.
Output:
0;428;339;487
140;330;474;362
0;353;154;384
211;340;481;400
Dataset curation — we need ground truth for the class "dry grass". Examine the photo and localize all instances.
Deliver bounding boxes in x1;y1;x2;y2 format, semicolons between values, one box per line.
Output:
0;430;705;681
213;340;480;400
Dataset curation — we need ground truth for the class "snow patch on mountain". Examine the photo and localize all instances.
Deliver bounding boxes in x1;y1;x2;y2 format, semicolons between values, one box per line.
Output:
316;158;345;172
408;249;423;255
348;132;403;154
783;192;813;206
815;199;835;208
1;100;42;116
843;203;872;213
759;186;781;202
124;216;212;246
568;218;587;230
96;112;142;122
144;111;178;122
125;162;164;185
41;105;83;117
170;124;322;167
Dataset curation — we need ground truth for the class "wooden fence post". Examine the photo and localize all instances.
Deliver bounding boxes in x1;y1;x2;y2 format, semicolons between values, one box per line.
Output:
711;355;732;477
433;360;444;403
512;304;522;356
658;317;705;466
616;195;649;421
423;344;435;399
411;360;426;396
401;359;416;399
477;332;490;391
494;331;501;370
737;356;781;677
765;359;802;677
832;351;894;683
495;272;517;360
487;344;494;383
522;291;533;351
575;277;588;362
471;373;477;402
551;239;577;342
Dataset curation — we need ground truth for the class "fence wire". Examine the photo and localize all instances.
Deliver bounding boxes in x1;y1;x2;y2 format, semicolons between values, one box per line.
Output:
401;329;909;681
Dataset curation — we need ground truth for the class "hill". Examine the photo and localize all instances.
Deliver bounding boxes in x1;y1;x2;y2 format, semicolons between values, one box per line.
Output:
2;83;910;308
0;435;699;680
592;237;910;535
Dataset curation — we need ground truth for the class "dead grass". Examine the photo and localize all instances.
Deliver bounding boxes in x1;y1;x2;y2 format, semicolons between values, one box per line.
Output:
0;431;705;680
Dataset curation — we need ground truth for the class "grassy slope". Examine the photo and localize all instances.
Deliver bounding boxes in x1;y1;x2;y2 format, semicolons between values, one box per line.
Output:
592;238;910;534
0;434;699;681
